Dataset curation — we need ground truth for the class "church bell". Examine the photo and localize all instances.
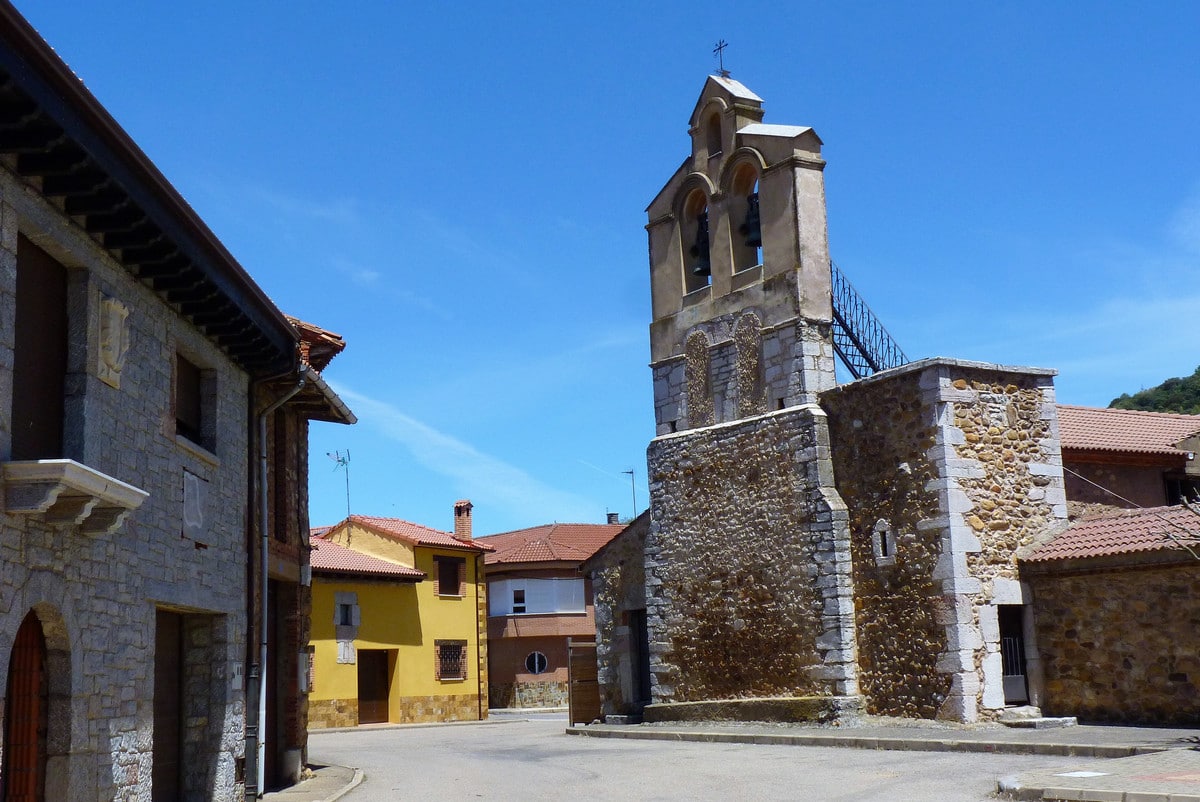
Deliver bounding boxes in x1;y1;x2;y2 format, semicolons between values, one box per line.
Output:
689;212;711;276
739;192;762;248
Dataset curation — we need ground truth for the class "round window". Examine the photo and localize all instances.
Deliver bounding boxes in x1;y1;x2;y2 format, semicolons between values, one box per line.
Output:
524;651;549;674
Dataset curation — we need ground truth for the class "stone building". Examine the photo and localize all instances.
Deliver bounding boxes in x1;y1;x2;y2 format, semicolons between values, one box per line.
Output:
250;318;354;793
591;74;1200;727
478;519;625;709
590;75;1075;725
1017;406;1200;725
0;5;353;800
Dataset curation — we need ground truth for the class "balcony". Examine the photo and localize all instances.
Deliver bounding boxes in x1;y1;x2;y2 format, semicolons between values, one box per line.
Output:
3;459;149;535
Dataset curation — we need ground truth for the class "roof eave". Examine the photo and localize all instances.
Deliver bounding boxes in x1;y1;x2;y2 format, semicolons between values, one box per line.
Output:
0;3;296;376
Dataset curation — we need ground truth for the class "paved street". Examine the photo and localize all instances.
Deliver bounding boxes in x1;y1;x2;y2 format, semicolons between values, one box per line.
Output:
309;717;1108;801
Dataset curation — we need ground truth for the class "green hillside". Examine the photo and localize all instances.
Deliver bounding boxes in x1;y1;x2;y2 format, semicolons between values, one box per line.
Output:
1109;365;1200;414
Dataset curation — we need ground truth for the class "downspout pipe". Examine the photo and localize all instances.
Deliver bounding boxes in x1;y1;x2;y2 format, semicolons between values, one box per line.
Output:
254;363;307;797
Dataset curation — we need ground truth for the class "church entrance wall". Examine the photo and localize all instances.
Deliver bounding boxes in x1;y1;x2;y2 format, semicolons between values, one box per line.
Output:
644;403;857;708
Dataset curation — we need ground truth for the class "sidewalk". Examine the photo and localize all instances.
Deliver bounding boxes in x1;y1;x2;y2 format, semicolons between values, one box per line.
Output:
567;719;1200;800
260;764;361;802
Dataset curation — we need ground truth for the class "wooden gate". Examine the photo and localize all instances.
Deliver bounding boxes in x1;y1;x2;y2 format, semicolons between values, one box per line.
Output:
5;611;47;802
567;639;599;725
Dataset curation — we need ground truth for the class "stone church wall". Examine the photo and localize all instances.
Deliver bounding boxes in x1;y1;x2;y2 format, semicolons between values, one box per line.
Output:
644;405;857;704
823;369;950;718
823;358;1065;721
589;512;649;718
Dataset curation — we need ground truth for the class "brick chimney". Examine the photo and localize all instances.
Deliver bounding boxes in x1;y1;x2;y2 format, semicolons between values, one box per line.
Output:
453;499;473;541
606;512;620;525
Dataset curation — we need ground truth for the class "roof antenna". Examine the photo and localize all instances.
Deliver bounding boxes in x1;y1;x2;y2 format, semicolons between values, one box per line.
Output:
327;449;351;521
622;469;637;521
713;39;731;78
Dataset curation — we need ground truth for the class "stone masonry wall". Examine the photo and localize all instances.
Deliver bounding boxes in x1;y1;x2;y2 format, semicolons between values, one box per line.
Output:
488;681;567;709
652;317;837;436
949;367;1065;715
1028;561;1200;725
822;359;1064;722
590;514;648;718
645;404;857;703
0;169;249;800
823;371;949;718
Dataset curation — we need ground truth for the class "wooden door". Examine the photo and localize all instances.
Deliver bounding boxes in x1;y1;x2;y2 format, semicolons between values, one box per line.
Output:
357;651;390;724
153;611;183;802
4;612;47;802
567;639;600;725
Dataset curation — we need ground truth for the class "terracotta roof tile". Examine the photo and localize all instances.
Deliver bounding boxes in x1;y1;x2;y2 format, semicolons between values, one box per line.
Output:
479;523;625;566
344;514;492;553
1057;405;1200;456
309;536;426;579
1024;505;1200;562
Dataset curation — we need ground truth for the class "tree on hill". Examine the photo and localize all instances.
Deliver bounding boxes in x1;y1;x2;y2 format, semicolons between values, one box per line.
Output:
1109;365;1200;414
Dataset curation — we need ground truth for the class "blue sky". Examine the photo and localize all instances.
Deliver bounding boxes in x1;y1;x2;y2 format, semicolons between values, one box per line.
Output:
20;2;1200;535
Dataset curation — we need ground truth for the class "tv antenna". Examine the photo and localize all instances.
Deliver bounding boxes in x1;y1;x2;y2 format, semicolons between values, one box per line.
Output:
622;469;637;520
327;449;351;520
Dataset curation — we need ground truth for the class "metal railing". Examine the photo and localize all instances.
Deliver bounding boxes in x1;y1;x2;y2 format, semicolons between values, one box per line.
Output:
830;260;908;379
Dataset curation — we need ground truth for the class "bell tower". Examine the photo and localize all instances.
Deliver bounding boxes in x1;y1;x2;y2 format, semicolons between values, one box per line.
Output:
640;77;859;720
646;76;836;434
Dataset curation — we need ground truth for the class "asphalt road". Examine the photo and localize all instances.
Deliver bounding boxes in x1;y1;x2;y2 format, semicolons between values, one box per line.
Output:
310;716;1107;801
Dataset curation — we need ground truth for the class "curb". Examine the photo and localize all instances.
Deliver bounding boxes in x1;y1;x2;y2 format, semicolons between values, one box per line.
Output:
996;775;1200;802
321;768;364;802
564;725;1166;759
310;717;524;735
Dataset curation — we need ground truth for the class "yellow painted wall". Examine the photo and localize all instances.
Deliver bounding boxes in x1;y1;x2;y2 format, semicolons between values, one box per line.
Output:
326;521;416;566
310;544;487;722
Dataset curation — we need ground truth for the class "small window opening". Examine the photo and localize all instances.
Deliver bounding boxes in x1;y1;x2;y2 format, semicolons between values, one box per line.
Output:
524;651;549;674
436;557;465;596
512;589;526;614
872;519;897;567
705;111;722;157
337;603;354;626
435;640;466;681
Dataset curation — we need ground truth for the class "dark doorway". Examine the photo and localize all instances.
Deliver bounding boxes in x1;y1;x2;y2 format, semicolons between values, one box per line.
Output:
357;651;390;724
153;611;183;802
629;609;652;707
4;611;47;802
998;605;1029;705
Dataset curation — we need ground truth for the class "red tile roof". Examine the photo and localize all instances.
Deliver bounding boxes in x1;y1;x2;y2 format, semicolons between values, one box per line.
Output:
1024;505;1200;562
287;315;346;372
479;523;626;566
309;536;426;580
1057;405;1200;456
336;514;492;553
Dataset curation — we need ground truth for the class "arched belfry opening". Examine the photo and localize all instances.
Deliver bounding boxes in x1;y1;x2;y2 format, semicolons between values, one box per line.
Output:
682;190;710;293
730;162;761;273
705;111;722;159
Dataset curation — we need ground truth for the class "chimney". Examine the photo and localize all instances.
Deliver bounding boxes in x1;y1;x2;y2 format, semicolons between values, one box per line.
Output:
453;499;473;540
606;512;620;525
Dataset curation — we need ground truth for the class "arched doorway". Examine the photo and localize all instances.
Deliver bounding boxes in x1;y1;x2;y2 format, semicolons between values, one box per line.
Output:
4;611;47;802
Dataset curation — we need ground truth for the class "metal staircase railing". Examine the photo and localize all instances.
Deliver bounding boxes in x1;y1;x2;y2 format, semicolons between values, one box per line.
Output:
830;260;908;379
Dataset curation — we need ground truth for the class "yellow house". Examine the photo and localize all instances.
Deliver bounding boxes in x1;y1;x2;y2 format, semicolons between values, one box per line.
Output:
308;502;490;727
